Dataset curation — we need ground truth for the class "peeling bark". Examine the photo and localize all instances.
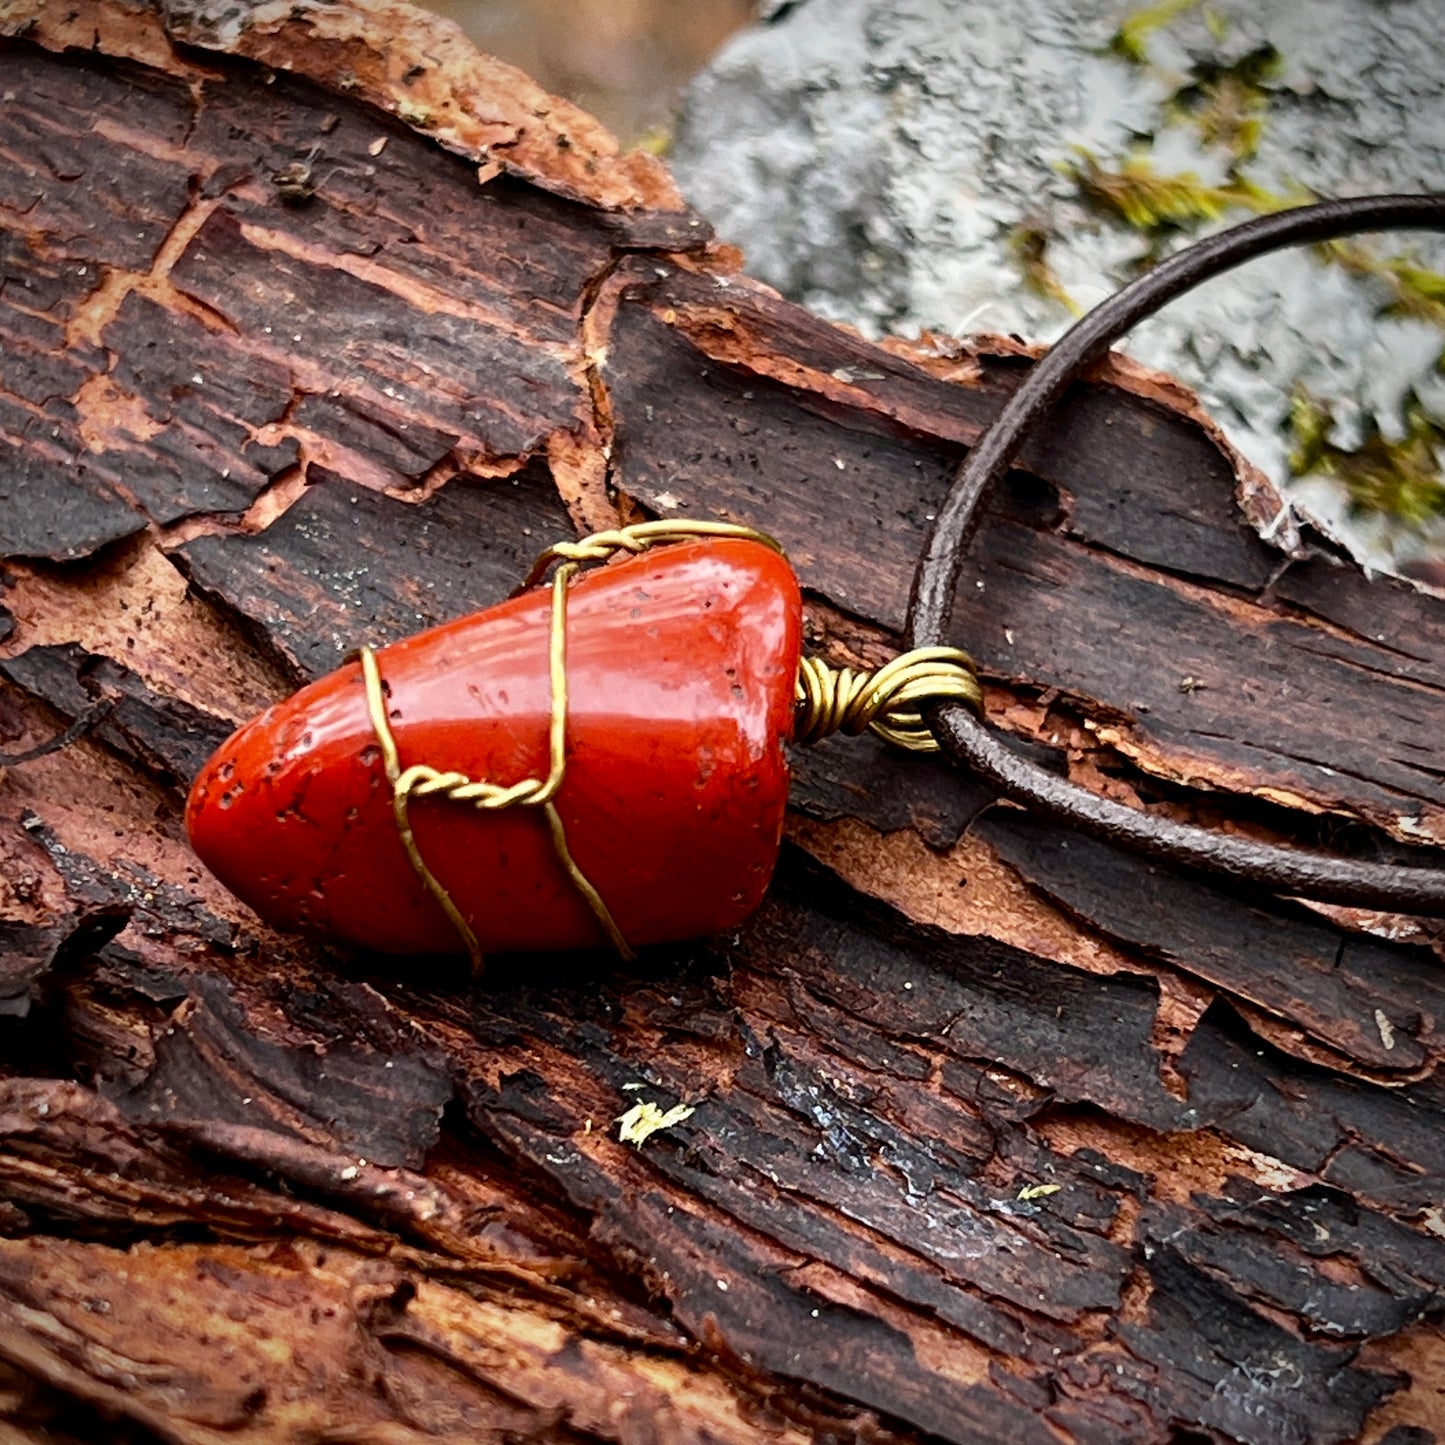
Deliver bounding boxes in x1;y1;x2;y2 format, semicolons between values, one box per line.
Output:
0;4;1442;1443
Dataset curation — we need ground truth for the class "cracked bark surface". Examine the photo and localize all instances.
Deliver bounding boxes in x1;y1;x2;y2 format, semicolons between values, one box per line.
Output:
0;3;1442;1442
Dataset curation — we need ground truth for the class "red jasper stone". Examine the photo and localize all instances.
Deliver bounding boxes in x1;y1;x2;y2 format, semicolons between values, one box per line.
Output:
186;539;802;955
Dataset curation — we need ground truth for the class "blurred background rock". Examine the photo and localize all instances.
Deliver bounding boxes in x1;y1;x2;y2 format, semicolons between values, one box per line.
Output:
420;0;753;144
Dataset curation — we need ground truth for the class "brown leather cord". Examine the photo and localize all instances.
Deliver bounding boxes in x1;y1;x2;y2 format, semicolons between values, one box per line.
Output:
907;194;1445;914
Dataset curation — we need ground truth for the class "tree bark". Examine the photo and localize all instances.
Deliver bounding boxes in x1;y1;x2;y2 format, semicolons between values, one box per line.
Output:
0;4;1442;1443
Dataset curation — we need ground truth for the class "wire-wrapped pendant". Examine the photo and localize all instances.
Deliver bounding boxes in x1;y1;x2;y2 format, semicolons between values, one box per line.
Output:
188;519;981;964
187;531;810;961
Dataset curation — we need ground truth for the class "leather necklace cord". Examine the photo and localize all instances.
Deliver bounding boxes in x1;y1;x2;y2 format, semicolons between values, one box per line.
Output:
907;193;1445;914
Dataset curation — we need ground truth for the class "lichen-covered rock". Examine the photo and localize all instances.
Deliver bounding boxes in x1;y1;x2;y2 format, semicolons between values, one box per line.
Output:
672;0;1445;575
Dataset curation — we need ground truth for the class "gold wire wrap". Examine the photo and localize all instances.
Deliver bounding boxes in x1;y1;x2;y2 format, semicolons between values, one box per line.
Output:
356;519;780;971
524;516;981;754
794;646;983;751
358;559;632;974
356;513;981;968
519;517;783;592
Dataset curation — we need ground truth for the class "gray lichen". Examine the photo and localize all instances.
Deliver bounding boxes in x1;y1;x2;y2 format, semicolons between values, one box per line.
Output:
672;0;1445;575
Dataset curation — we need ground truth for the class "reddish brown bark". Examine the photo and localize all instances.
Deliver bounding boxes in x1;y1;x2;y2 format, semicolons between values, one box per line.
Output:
0;4;1442;1442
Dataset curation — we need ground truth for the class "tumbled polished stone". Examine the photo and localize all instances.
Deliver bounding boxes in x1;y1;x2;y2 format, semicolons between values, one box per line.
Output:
187;539;802;955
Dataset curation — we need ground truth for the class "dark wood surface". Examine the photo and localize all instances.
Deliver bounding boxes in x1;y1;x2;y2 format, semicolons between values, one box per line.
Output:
0;4;1441;1442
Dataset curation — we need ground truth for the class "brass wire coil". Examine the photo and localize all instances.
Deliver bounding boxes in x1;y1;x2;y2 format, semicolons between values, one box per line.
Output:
794;647;983;750
358;517;985;969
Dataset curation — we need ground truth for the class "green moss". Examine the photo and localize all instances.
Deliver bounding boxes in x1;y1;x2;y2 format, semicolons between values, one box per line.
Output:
1203;7;1230;42
1006;223;1081;314
1074;15;1445;541
1168;47;1282;164
1316;241;1445;334
1109;0;1200;65
1075;34;1294;238
1064;148;1291;237
1288;390;1445;531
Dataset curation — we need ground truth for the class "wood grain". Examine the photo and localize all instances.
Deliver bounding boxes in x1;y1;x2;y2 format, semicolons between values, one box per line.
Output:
0;4;1441;1442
